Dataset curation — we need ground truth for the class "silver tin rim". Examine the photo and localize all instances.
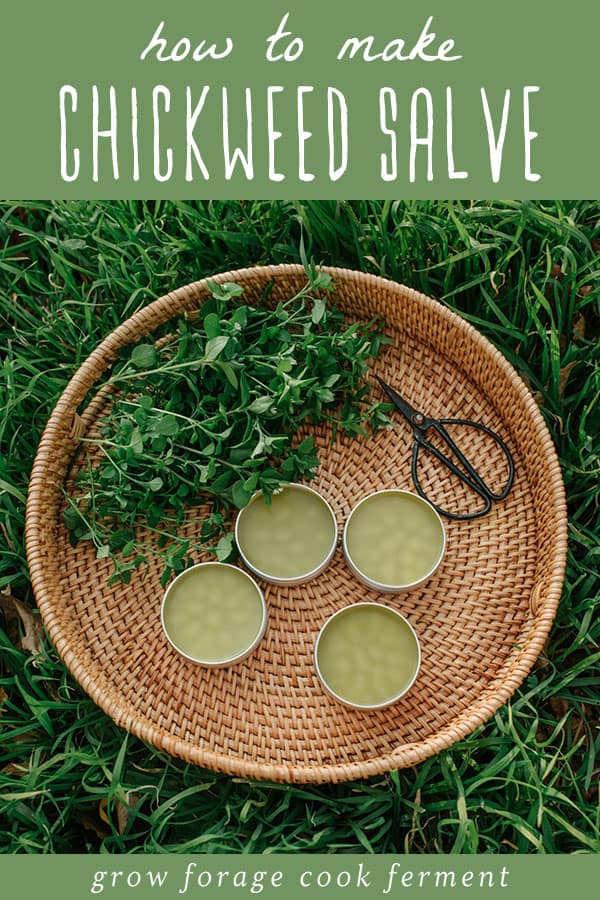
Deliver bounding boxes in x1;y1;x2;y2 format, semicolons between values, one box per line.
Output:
314;602;422;710
161;562;267;667
235;483;338;586
342;489;446;593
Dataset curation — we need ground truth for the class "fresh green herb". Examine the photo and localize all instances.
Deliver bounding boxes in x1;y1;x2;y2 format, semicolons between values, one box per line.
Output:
65;272;391;584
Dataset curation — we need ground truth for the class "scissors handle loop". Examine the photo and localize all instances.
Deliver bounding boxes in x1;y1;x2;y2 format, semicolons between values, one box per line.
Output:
411;418;515;521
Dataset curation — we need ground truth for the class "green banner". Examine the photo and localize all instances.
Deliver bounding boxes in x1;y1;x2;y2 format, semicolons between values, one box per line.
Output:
1;0;598;196
0;854;598;899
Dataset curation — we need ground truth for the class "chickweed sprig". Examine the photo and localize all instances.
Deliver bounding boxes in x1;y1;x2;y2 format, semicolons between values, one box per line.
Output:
65;272;391;584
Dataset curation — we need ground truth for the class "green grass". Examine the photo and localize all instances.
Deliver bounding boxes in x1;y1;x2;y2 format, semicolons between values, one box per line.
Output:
0;200;598;854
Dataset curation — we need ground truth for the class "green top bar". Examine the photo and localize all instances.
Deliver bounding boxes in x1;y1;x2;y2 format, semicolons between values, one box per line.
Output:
1;0;597;196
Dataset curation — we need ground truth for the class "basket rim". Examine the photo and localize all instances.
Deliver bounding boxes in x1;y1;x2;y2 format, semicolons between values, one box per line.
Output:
25;264;568;783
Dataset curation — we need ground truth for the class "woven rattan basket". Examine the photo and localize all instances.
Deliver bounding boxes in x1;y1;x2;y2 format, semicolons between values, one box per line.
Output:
26;265;567;784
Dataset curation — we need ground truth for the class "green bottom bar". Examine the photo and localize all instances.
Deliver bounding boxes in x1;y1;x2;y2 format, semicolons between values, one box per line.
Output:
0;854;596;900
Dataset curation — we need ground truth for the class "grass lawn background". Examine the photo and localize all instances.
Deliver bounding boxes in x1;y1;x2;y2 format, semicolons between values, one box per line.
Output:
0;200;598;853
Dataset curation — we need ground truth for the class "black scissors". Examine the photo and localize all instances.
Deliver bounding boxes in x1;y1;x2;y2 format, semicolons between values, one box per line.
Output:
377;377;515;520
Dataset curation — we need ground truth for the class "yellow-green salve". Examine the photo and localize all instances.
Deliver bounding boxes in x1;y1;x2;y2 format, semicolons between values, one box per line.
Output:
162;564;264;664
316;604;420;707
345;491;444;587
236;485;336;580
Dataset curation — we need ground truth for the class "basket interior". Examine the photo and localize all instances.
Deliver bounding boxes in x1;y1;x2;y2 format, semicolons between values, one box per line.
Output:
26;266;567;783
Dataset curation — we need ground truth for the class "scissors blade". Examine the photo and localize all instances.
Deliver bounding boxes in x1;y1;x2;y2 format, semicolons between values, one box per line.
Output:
375;377;426;427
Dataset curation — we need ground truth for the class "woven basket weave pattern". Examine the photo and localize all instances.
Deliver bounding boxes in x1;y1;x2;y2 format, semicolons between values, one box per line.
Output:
26;266;567;783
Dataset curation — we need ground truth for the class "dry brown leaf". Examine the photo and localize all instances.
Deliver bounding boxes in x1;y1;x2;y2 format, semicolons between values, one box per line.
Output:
98;798;110;826
12;596;44;655
0;588;44;655
116;792;142;835
79;811;110;840
559;361;578;400
0;588;20;646
573;312;586;341
98;793;141;835
549;696;569;719
2;761;28;777
0;686;7;714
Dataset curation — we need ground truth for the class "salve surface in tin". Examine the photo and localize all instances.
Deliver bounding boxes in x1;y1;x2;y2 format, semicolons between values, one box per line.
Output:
161;563;265;665
315;603;421;709
344;490;445;590
236;484;337;583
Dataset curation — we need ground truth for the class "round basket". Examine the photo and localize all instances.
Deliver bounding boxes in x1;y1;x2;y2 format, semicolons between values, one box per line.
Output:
25;265;567;784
